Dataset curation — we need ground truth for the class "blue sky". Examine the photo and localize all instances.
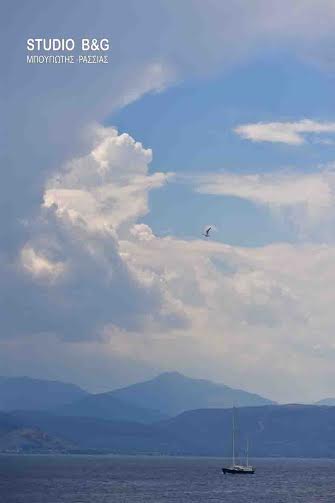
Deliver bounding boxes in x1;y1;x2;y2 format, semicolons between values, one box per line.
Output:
109;52;335;246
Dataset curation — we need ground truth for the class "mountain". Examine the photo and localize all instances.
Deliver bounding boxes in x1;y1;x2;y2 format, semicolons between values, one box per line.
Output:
12;411;177;454
55;392;166;424
110;372;275;416
9;405;335;458
315;398;335;406
158;404;335;457
0;376;88;411
0;373;274;421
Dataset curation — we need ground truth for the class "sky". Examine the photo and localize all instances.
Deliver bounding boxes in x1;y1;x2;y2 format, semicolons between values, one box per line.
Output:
2;0;335;402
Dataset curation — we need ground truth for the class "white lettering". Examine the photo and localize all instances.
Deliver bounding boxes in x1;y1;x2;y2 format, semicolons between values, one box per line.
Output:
100;39;109;51
81;39;90;51
27;39;34;51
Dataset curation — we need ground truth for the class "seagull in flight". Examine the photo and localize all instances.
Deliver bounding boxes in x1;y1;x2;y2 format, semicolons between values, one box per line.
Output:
203;226;212;238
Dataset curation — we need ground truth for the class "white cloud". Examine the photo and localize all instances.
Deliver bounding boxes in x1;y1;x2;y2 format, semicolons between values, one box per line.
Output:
192;169;335;232
234;119;335;145
117;234;335;402
44;127;172;233
1;127;186;341
130;224;155;242
116;62;176;108
20;245;66;282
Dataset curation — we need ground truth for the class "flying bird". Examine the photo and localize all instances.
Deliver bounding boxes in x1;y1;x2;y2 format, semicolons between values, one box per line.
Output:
203;226;212;238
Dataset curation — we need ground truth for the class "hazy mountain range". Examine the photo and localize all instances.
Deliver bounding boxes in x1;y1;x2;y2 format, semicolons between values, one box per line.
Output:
1;372;335;457
110;372;275;415
3;405;335;457
0;372;274;421
159;404;335;457
0;376;88;411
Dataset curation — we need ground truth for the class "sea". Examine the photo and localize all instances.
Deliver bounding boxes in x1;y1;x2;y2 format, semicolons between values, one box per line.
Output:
1;455;335;503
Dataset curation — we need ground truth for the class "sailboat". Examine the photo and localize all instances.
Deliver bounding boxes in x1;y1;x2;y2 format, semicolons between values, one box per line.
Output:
222;408;255;475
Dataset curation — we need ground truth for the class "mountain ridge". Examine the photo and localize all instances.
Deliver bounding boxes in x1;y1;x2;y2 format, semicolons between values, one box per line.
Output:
0;373;275;422
0;376;88;411
5;404;335;457
109;371;275;416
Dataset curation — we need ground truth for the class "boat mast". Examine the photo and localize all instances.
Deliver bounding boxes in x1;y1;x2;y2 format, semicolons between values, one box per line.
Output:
246;437;249;467
232;407;235;466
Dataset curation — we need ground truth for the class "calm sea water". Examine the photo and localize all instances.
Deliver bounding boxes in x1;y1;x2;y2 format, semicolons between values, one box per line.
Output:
1;455;335;503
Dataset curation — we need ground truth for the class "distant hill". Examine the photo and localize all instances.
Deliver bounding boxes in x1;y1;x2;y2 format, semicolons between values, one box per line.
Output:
9;405;335;458
0;376;88;411
0;412;73;453
159;404;335;457
110;372;275;416
55;392;166;424
0;427;75;453
315;398;335;406
12;411;177;454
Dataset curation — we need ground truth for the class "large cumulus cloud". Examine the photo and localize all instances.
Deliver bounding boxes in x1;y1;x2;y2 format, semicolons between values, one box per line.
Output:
1;127;187;340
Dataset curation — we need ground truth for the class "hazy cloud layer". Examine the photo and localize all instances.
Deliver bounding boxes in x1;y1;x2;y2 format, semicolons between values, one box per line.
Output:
192;169;335;234
115;234;335;402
